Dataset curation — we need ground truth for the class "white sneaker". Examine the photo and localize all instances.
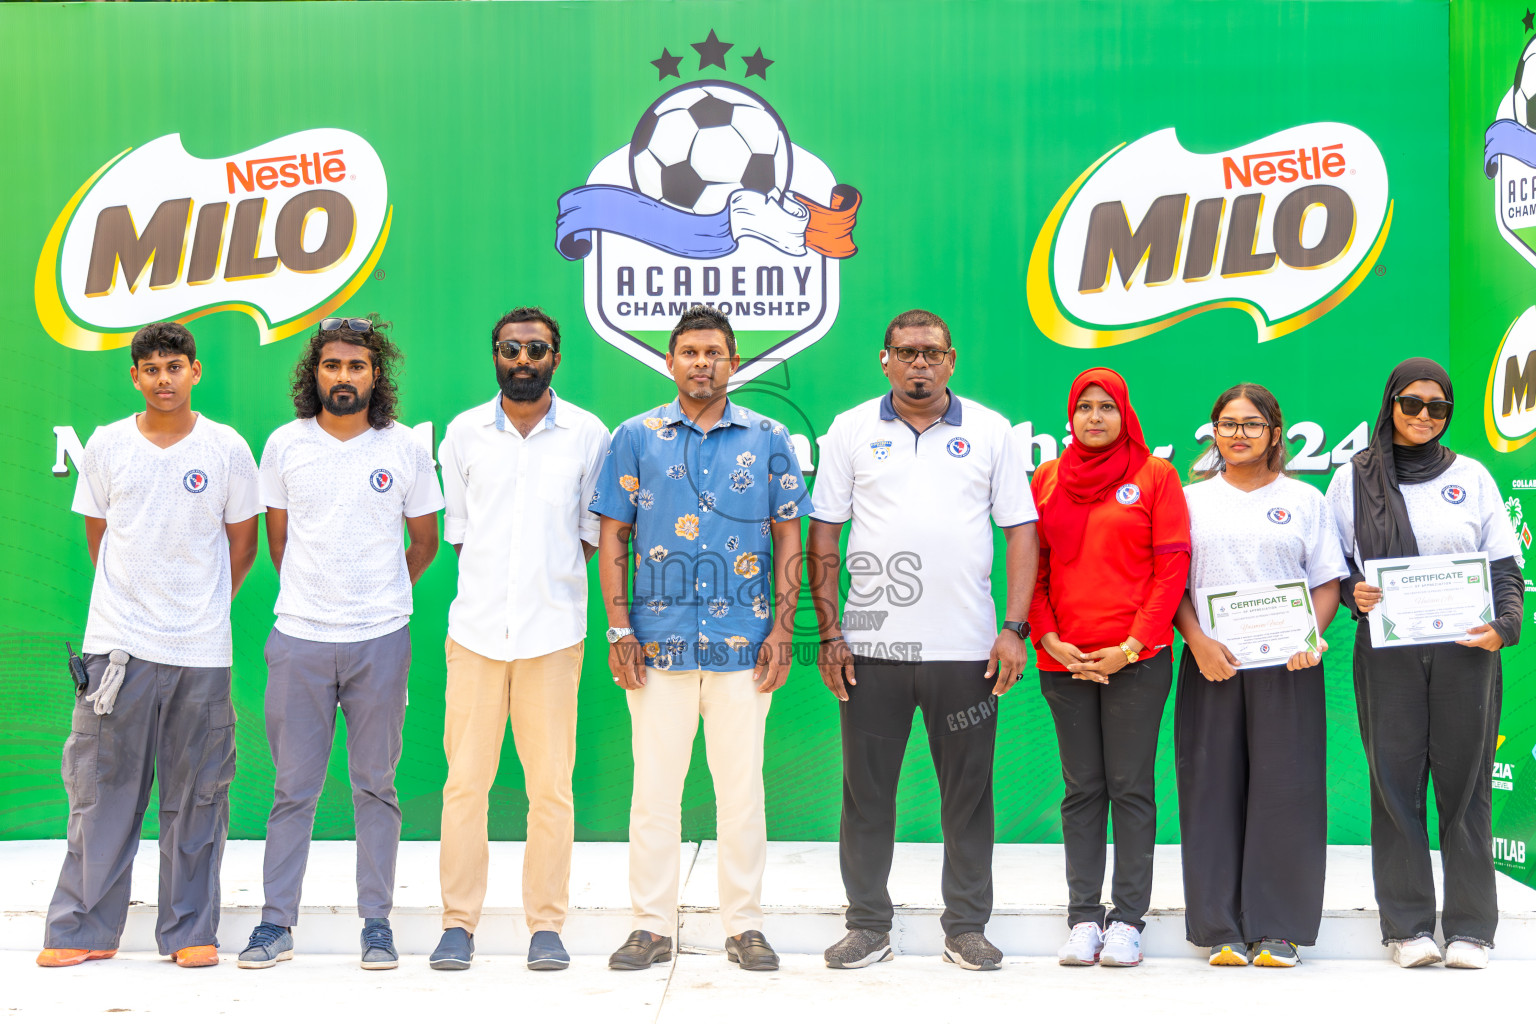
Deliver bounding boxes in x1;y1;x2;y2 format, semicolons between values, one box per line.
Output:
1057;922;1104;966
1390;936;1443;968
1099;922;1142;967
1444;941;1489;969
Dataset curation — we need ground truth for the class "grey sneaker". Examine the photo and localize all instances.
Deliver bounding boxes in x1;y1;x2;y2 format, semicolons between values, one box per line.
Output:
942;931;1002;971
1251;938;1300;967
237;922;293;969
360;918;398;970
824;928;893;969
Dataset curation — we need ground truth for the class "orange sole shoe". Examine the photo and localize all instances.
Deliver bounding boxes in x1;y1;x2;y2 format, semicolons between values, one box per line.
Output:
172;945;220;968
36;948;117;968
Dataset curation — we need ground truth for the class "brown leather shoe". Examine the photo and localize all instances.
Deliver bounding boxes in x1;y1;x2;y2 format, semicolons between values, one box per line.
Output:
608;930;673;970
726;930;780;971
36;948;117;968
172;945;220;968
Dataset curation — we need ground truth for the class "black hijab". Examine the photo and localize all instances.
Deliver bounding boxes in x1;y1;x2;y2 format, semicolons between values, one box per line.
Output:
1350;357;1457;561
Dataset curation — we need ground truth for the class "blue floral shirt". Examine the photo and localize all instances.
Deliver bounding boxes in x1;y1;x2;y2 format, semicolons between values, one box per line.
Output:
590;398;812;671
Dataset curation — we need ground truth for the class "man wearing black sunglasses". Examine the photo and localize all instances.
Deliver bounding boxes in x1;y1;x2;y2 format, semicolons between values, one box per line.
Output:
430;307;609;973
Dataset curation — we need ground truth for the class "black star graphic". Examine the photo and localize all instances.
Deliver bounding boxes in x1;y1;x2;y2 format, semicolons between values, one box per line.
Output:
692;29;733;70
1525;8;1534;32
742;47;773;80
651;47;682;80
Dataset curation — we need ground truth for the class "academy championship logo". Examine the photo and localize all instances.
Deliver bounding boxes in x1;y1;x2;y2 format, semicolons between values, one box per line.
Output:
183;469;208;494
947;437;971;458
370;469;393;493
556;31;862;385
1115;483;1140;505
1443;484;1467;504
1027;124;1391;348
37;130;390;351
870;439;892;462
1267;507;1292;524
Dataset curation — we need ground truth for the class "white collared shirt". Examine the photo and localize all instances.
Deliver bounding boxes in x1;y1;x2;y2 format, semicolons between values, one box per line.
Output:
811;391;1037;662
441;390;609;661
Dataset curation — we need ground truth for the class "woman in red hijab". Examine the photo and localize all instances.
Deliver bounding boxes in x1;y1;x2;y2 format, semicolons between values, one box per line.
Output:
1030;368;1191;969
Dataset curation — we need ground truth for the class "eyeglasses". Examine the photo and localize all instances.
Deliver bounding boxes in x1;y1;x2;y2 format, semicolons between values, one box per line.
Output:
1213;420;1272;439
886;345;953;364
494;339;555;361
320;317;373;333
1393;394;1452;420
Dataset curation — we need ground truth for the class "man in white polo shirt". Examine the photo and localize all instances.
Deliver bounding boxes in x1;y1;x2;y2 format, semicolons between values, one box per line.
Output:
239;316;443;971
808;309;1038;972
429;307;608;973
39;322;261;970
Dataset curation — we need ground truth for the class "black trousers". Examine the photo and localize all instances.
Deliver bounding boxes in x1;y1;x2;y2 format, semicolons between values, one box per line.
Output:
839;658;996;938
1040;648;1171;931
1353;621;1501;946
1174;650;1327;946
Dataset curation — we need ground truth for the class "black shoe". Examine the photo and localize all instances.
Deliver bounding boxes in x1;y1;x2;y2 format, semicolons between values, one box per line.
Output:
429;928;474;971
824;928;893;969
725;930;780;971
942;931;1002;971
608;930;673;970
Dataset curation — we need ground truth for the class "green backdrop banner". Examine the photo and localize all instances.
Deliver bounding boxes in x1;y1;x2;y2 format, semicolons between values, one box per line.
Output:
5;0;1522;888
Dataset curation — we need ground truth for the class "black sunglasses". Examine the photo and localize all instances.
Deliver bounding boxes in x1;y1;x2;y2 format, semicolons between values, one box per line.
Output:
320;317;373;333
1393;394;1453;420
494;339;556;361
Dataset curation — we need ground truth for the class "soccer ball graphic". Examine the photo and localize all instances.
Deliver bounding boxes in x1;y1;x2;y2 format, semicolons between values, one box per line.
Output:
629;82;791;215
1514;37;1536;128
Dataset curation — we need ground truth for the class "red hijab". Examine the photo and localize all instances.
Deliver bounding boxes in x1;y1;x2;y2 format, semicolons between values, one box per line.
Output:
1046;368;1150;564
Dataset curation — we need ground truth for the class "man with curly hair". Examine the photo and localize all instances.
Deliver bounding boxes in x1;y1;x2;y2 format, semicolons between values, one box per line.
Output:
591;304;812;972
239;316;443;971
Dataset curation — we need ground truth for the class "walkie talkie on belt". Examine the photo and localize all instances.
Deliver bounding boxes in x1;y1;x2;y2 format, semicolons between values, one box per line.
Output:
66;642;88;696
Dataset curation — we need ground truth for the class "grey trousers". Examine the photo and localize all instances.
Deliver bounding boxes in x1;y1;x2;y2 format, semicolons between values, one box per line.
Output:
45;655;236;954
260;625;410;926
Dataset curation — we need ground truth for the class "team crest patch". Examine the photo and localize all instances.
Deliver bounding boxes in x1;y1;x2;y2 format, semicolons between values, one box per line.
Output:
1115;483;1141;505
946;437;971;458
183;469;208;493
870;439;892;462
1442;484;1467;504
370;469;394;493
1267;507;1292;524
555;32;863;387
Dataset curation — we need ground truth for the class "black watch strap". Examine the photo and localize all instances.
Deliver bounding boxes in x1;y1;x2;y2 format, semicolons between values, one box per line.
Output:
1002;620;1030;640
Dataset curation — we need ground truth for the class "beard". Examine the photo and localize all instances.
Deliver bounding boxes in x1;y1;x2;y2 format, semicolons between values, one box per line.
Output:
902;380;933;399
320;381;372;416
497;361;554;403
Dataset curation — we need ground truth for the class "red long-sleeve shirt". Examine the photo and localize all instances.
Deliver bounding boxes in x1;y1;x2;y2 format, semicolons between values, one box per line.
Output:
1029;455;1191;671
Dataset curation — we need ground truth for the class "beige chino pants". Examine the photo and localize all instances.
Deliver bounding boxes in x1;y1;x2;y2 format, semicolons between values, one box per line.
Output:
627;666;772;938
440;637;582;934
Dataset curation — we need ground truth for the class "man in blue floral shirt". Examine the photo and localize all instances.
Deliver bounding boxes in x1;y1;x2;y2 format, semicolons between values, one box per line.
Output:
591;305;810;974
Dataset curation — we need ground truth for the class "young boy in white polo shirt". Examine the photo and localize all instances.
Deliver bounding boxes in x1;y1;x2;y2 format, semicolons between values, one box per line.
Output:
39;322;262;970
238;316;442;971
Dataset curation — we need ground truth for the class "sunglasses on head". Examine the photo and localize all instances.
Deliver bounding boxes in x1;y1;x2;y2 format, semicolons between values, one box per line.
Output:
1393;394;1453;420
320;317;373;333
494;339;555;361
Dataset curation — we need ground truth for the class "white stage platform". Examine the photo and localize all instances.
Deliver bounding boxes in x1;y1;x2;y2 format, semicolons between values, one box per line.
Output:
4;840;1535;961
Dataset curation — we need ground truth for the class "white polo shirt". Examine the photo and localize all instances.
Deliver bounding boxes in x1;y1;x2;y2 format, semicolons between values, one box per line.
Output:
1326;455;1521;565
260;417;445;643
440;390;609;662
812;391;1038;662
73;413;263;667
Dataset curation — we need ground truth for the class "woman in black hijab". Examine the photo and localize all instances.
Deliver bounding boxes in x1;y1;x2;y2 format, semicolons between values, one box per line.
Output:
1325;357;1523;970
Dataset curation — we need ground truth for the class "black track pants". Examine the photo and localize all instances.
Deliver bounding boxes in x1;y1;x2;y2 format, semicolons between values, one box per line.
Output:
1040;648;1172;931
1353;622;1501;946
1174;650;1327;946
839;658;996;938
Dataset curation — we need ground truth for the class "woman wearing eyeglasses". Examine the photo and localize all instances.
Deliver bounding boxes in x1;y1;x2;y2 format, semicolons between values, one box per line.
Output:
1171;384;1347;969
1325;358;1522;970
1031;368;1191;969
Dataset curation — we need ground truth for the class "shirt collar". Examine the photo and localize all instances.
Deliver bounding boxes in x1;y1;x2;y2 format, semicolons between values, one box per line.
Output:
661;397;750;431
879;389;963;425
488;388;563;432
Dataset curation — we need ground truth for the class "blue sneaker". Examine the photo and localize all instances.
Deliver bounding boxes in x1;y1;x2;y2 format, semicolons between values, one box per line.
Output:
237;922;293;969
430;927;474;971
528;930;570;971
360;918;398;970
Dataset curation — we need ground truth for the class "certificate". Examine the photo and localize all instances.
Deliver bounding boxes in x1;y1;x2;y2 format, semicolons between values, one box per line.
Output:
1363;552;1493;648
1195;578;1321;670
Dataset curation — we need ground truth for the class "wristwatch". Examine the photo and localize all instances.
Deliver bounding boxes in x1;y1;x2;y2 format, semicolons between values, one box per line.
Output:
1119;641;1140;663
606;626;636;643
1002;620;1030;640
